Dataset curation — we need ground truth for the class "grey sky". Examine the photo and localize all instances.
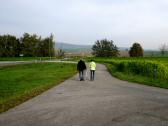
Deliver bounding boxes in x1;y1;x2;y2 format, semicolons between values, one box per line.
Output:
1;0;168;49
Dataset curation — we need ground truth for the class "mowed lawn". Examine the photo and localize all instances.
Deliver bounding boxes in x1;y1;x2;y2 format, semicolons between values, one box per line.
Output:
0;63;77;113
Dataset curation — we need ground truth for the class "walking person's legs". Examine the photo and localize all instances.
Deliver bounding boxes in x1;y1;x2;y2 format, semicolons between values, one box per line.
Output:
81;70;84;81
79;71;81;80
79;71;82;81
90;70;92;80
90;70;93;81
92;70;95;80
79;70;85;81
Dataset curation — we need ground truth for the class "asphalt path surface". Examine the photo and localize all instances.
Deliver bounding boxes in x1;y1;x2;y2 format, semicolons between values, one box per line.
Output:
0;61;35;66
0;60;77;66
0;64;168;126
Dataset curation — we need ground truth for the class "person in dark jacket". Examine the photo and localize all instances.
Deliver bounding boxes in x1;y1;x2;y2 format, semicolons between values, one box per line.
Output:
77;60;86;81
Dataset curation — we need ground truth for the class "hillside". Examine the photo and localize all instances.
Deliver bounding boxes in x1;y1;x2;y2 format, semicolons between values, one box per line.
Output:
55;42;162;57
55;42;92;53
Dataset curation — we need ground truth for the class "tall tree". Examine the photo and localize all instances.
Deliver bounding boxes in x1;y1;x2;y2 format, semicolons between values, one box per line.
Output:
21;33;41;56
129;43;143;57
0;35;20;57
49;34;55;57
41;34;55;57
92;39;119;57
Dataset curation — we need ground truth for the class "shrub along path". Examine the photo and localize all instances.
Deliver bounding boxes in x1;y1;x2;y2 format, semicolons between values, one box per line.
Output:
0;64;168;126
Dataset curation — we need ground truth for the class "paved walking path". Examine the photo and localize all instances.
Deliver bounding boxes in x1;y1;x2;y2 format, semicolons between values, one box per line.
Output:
0;64;168;126
0;61;35;66
0;60;77;66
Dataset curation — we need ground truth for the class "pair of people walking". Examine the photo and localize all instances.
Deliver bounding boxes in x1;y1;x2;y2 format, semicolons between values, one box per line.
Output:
77;59;96;81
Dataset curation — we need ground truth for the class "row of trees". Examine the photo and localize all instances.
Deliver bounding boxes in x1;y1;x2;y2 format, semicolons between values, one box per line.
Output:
92;39;143;57
0;33;55;57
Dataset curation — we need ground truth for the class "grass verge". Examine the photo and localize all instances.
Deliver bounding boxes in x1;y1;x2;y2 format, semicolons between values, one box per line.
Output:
0;63;77;113
106;63;168;89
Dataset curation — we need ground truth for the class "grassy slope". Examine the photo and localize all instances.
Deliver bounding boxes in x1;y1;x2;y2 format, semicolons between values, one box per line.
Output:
0;63;77;113
106;63;168;89
90;57;168;89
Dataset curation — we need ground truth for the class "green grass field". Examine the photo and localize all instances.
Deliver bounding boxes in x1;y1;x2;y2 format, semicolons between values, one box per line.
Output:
89;57;168;89
0;63;77;113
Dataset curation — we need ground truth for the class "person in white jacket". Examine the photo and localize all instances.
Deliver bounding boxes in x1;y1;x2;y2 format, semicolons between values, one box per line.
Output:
89;60;96;81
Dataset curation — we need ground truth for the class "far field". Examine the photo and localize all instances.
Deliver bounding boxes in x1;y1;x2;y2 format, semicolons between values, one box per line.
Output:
0;63;77;113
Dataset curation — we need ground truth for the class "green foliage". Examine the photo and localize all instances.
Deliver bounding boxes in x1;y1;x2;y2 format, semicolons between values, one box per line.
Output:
106;64;168;89
21;33;39;56
90;57;168;88
113;60;168;81
0;33;55;57
0;35;20;57
0;63;77;113
129;43;144;57
92;39;119;57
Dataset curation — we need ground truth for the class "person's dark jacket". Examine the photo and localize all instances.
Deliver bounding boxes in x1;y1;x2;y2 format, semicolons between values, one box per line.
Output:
77;60;86;71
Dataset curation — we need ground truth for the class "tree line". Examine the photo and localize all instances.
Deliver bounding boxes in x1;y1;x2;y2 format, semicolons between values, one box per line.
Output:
92;39;143;57
1;33;166;58
0;33;55;57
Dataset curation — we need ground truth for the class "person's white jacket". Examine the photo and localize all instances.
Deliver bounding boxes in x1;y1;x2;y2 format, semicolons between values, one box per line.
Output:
89;61;96;70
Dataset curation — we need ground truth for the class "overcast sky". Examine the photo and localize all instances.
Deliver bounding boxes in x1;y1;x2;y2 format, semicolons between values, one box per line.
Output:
1;0;168;49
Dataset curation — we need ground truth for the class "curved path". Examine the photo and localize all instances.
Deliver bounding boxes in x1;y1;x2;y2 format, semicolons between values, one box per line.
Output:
0;64;168;126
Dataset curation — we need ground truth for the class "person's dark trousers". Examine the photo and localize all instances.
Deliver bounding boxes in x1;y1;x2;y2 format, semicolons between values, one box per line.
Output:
90;70;95;81
79;70;84;81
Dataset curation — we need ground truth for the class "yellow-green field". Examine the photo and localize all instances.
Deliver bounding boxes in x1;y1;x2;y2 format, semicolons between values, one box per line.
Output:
90;57;168;89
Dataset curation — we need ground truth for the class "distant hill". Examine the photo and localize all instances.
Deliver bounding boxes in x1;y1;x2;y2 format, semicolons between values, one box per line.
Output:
55;42;161;57
55;42;91;49
55;42;129;51
55;42;157;53
55;42;92;53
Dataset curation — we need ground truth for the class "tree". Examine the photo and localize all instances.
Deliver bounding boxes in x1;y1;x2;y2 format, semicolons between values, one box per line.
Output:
41;34;55;57
21;33;40;57
0;35;20;57
21;33;55;57
0;33;55;57
49;34;55;57
92;39;119;57
129;43;143;57
159;43;168;56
